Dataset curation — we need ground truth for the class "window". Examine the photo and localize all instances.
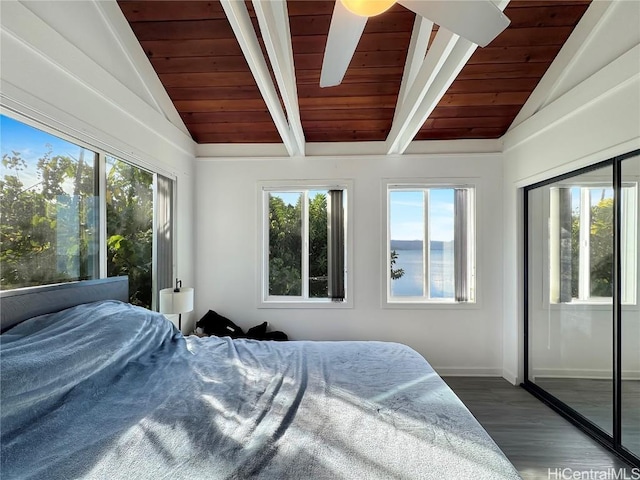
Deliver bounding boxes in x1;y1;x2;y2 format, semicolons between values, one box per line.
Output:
1;115;99;289
106;157;154;308
261;183;348;305
549;183;637;304
0;114;174;309
386;184;475;304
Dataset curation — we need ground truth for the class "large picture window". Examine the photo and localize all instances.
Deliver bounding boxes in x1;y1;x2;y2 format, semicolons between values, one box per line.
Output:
0;115;99;289
261;183;349;305
386;184;475;304
0;114;174;309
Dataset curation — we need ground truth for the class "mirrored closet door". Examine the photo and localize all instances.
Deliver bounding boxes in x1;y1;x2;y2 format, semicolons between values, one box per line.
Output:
621;154;640;458
524;150;640;467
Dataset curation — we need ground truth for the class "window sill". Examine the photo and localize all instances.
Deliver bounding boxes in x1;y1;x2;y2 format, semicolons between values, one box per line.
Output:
258;299;353;309
383;300;479;310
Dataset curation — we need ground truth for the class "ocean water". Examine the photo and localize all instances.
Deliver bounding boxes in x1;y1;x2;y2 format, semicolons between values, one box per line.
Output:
391;247;454;298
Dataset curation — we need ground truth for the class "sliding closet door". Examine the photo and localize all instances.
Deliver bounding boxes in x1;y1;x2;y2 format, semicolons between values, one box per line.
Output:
621;153;640;457
527;163;614;435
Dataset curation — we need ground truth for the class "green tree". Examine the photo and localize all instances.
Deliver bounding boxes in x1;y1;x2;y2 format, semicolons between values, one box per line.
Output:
309;193;328;297
590;197;613;297
268;192;330;297
1;149;96;289
390;250;405;280
0;145;154;309
106;158;153;308
268;194;302;296
570;195;613;298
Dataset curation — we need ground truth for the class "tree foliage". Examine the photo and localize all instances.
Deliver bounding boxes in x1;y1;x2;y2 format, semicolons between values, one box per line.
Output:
390;250;405;280
589;197;614;297
1;149;96;289
308;193;328;297
106;158;153;308
0;148;154;309
268;192;328;297
570;195;613;298
269;194;302;296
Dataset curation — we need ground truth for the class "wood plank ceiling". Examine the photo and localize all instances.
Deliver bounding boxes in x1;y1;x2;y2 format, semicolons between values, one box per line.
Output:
118;0;591;144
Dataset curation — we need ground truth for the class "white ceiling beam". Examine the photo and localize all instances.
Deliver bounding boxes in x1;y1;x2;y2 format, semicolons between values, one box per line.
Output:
252;0;305;156
392;37;480;153
386;27;462;155
220;0;300;157
387;0;510;155
394;15;433;120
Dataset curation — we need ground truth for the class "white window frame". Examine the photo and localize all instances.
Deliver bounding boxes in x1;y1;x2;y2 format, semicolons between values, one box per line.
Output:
383;181;477;307
548;182;638;306
258;180;353;308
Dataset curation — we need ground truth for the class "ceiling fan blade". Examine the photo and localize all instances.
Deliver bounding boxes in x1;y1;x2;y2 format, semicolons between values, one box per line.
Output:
320;1;368;88
398;0;510;47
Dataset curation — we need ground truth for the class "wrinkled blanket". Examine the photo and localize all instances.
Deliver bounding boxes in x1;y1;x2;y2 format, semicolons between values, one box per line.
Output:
1;301;520;479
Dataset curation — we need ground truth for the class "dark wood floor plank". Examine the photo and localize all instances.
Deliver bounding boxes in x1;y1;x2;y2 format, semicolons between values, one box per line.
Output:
443;377;634;480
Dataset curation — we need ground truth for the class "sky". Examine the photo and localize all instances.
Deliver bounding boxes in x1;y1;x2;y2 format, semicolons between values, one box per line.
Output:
1;114;91;193
390;189;454;241
569;186;614;212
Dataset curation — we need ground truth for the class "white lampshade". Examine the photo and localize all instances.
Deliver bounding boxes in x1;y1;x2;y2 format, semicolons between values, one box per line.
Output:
159;287;194;315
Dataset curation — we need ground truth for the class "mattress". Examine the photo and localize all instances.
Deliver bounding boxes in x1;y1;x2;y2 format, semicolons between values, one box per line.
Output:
0;300;521;479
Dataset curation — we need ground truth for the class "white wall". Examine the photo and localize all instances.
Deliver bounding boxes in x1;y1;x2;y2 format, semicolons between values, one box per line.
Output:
0;1;197;330
195;153;505;375
502;1;640;383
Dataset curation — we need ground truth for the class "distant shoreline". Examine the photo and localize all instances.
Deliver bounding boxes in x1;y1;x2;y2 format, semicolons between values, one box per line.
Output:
390;240;450;251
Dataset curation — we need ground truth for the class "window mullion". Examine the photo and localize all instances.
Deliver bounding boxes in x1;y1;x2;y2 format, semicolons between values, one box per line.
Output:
454;188;469;302
424;189;430;300
302;191;310;299
579;188;591;300
468;188;476;302
98;153;107;279
151;173;158;311
620;185;637;305
387;190;393;300
263;191;271;301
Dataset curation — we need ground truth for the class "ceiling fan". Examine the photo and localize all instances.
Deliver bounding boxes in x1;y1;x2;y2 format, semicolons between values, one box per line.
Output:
320;0;510;87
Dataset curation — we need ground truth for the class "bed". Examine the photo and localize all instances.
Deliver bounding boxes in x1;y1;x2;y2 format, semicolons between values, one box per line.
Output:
0;278;521;479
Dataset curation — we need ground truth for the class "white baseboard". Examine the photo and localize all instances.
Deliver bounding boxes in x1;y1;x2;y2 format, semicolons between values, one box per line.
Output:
531;368;640;381
435;366;504;377
502;369;519;386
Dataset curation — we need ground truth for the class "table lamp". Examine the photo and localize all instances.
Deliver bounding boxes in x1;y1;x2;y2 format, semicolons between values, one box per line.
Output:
159;279;194;331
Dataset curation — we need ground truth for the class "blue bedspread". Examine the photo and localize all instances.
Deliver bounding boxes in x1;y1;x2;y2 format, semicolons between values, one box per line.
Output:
0;301;521;479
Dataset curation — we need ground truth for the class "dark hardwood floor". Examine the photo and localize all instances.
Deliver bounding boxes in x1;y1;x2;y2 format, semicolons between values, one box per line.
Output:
444;377;637;480
534;377;640;453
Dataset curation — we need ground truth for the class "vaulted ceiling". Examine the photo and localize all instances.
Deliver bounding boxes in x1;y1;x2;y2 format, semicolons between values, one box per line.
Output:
117;0;590;152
